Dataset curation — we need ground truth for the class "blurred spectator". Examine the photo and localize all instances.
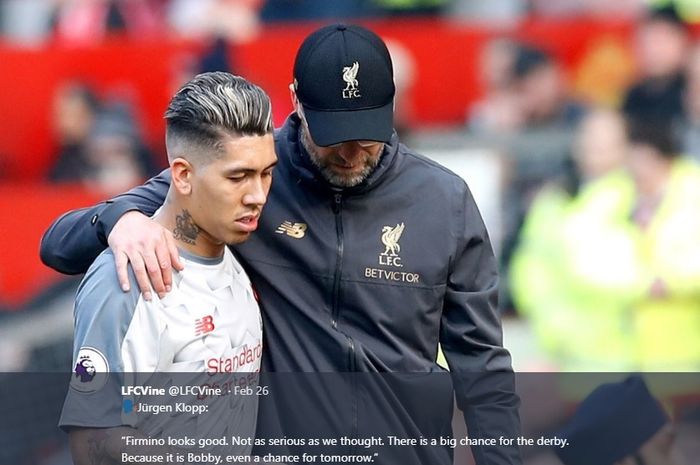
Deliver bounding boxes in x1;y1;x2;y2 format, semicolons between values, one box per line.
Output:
167;0;262;43
470;44;585;135
49;0;163;46
49;88;157;195
555;376;686;465
509;108;632;370
560;117;700;371
513;45;585;129
198;36;235;74
572;109;629;182
81;103;157;195
48;82;100;182
622;5;690;123
468;38;522;134
495;45;586;312
167;0;266;91
624;119;700;370
469;42;585;136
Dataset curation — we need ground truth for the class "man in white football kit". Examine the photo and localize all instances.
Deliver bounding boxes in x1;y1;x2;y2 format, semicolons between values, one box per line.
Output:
59;72;277;463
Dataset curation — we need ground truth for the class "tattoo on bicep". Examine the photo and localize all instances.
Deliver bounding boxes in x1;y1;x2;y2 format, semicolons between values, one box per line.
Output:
173;209;199;245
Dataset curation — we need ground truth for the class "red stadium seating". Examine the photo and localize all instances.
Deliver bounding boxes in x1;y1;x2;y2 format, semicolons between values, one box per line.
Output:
0;184;101;309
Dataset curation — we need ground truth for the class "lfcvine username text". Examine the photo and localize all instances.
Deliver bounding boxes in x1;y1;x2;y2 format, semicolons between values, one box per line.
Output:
121;386;224;396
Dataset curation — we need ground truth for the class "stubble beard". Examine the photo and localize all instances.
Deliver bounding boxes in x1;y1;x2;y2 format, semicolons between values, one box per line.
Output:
300;126;380;188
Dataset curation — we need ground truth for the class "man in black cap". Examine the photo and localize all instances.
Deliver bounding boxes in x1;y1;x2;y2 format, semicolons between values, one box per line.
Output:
556;376;683;465
40;24;521;465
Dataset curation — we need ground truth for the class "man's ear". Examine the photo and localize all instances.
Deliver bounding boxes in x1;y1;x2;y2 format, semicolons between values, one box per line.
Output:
289;83;302;115
171;157;194;195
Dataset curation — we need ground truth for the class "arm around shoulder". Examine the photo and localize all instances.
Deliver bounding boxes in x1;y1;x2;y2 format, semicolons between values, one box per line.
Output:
40;170;171;275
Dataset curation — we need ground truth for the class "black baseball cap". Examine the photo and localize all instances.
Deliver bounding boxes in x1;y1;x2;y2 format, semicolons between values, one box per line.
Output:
293;24;395;147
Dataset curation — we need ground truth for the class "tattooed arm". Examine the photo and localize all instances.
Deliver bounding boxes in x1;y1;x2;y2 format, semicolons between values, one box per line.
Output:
69;427;181;465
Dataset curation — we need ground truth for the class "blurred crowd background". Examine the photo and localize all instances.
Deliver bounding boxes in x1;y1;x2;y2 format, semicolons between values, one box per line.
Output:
1;1;700;463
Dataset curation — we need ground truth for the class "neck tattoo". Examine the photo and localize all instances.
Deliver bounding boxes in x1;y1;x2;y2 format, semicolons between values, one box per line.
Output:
173;210;199;245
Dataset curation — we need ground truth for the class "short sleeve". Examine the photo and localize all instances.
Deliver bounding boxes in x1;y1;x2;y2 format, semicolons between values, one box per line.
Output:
59;250;142;431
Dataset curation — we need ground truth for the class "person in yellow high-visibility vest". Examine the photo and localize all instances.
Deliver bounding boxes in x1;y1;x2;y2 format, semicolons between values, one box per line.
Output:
563;118;700;372
513;110;700;372
510;109;636;371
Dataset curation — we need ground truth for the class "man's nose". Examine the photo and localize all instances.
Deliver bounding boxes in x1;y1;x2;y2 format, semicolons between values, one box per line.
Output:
243;177;267;206
337;142;364;161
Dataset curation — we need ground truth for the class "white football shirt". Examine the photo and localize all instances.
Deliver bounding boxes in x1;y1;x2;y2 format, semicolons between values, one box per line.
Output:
60;247;262;452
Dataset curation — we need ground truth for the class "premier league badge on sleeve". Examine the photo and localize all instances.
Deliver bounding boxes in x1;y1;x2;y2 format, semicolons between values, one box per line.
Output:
70;347;109;393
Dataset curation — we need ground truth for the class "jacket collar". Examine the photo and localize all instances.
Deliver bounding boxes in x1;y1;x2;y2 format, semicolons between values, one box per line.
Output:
276;113;400;195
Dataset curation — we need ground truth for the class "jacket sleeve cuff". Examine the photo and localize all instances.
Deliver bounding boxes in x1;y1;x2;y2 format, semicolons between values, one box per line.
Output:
95;201;141;245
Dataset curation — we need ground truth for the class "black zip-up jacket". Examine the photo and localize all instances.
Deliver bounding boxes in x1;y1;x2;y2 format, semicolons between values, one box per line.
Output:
41;114;521;465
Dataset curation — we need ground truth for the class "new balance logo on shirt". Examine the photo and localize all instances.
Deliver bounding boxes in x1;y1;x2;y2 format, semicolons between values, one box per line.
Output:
195;315;215;336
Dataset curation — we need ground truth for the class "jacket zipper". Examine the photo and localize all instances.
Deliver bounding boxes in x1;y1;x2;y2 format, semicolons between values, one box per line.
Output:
331;193;344;331
331;193;356;369
332;193;358;447
331;192;357;368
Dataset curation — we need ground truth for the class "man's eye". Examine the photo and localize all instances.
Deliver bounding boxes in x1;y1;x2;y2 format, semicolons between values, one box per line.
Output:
229;175;246;182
